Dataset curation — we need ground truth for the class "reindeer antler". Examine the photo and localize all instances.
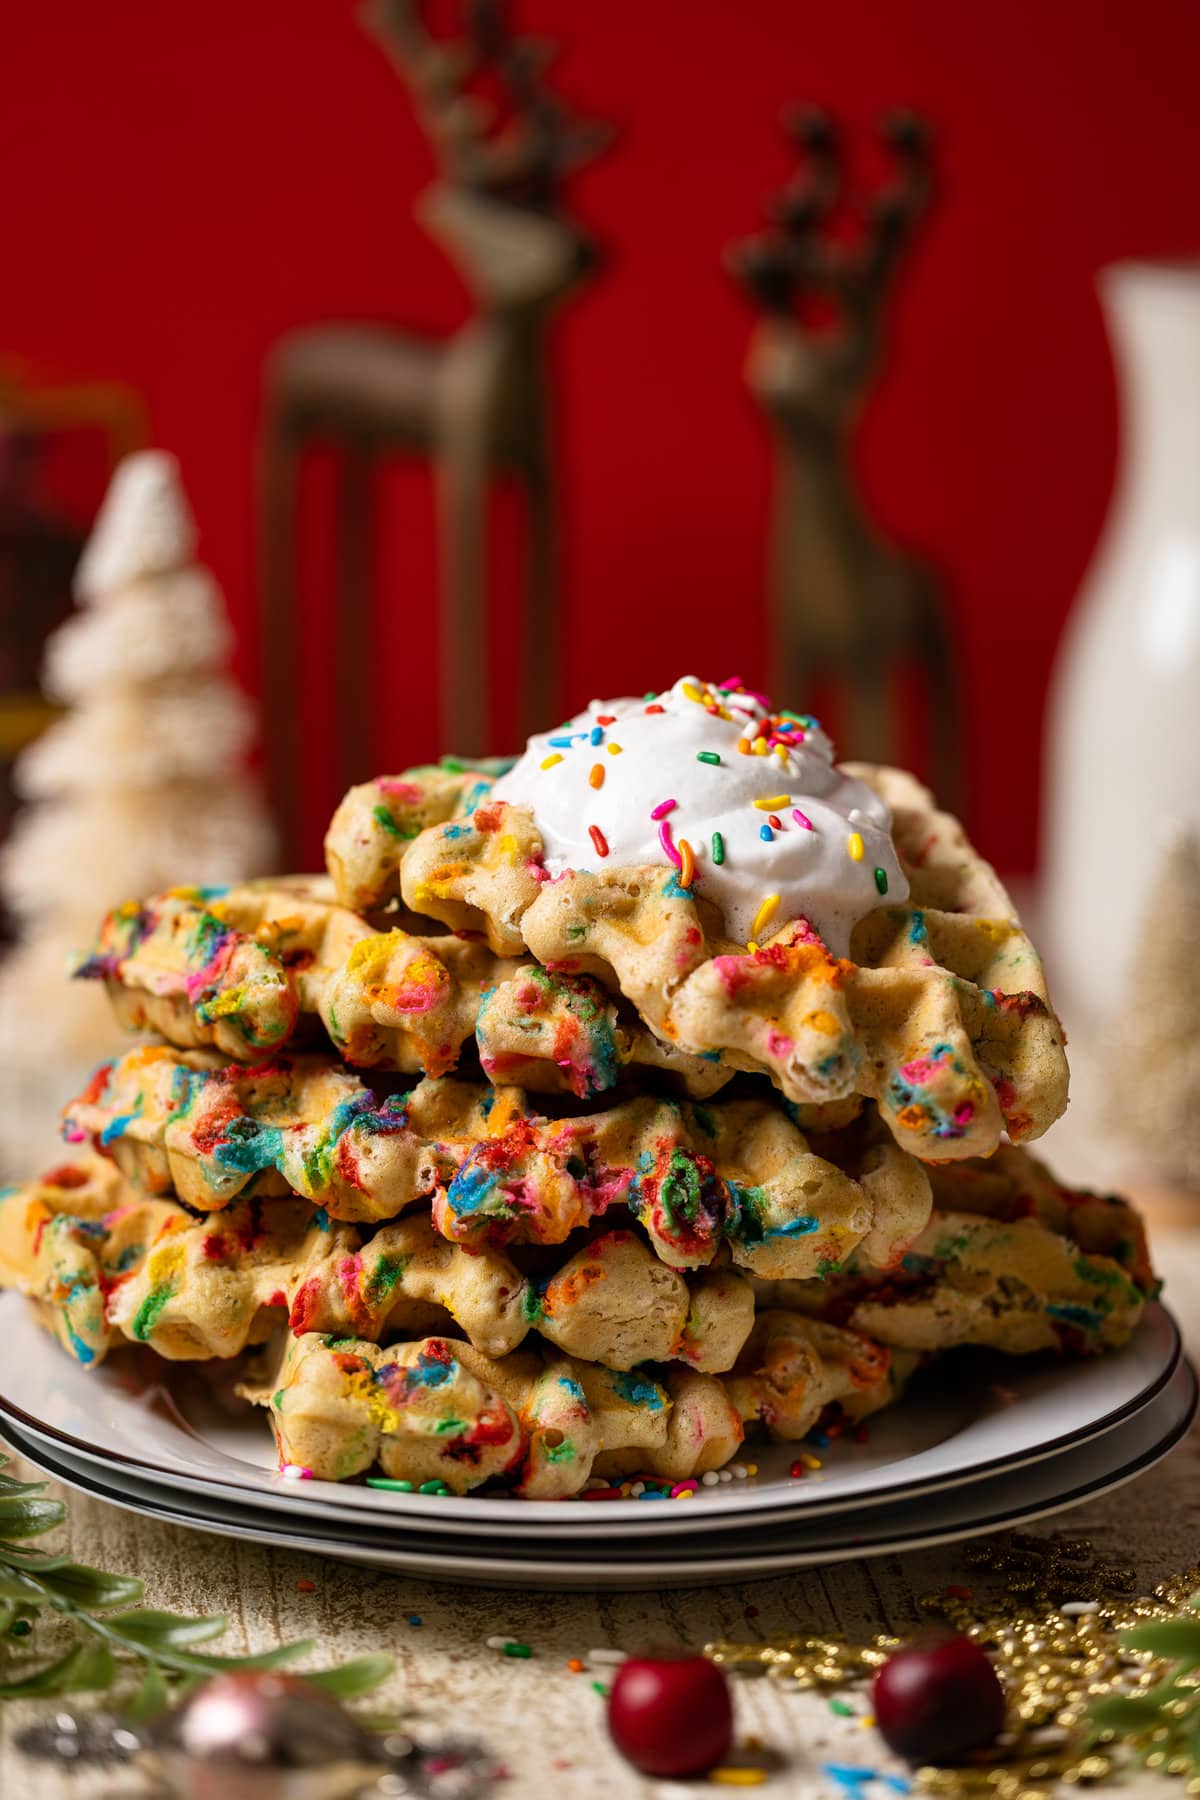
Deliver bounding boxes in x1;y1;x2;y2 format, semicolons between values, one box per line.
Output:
363;0;610;213
728;105;932;323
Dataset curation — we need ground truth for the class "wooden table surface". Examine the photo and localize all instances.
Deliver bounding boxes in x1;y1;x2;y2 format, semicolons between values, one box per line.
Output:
1;1210;1196;1799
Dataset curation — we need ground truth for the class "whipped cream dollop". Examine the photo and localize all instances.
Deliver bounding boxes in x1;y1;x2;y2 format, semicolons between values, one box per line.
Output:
491;675;908;954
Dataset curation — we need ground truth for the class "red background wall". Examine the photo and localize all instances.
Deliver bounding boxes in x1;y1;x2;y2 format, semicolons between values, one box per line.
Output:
4;1;1198;871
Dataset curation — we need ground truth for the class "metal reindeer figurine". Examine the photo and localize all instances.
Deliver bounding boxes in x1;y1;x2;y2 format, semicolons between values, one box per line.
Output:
260;0;608;859
729;108;960;806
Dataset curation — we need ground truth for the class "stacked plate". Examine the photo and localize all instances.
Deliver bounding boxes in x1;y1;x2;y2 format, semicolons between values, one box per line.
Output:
0;1292;1191;1590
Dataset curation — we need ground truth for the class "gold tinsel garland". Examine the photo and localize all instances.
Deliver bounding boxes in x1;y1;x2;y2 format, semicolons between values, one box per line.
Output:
705;1532;1200;1799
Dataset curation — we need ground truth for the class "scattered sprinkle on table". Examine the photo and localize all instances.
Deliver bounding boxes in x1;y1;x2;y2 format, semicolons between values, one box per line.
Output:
295;1578;315;1593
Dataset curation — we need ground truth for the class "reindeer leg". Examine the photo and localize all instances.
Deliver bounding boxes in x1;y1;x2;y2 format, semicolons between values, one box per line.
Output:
521;450;557;739
258;407;302;869
334;441;375;793
921;594;965;816
435;434;489;759
847;652;894;768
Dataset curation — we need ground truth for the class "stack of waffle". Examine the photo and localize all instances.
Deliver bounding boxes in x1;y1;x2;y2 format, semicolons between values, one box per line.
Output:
0;680;1156;1500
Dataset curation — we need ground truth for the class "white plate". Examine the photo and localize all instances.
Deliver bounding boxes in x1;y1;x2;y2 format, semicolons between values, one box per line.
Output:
5;1362;1194;1590
0;1293;1181;1538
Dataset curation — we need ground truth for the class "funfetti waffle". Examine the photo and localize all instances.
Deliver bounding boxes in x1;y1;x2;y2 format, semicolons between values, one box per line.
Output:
753;1145;1153;1356
75;878;729;1101
63;1051;933;1277
0;1155;189;1367
326;678;1068;1162
0;1165;757;1374
238;1310;903;1499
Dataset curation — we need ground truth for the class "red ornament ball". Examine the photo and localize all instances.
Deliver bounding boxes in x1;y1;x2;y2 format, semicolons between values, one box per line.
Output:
872;1634;1006;1765
607;1648;734;1777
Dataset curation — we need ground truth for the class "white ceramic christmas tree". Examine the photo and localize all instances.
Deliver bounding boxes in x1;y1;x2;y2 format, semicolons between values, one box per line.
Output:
0;450;274;1175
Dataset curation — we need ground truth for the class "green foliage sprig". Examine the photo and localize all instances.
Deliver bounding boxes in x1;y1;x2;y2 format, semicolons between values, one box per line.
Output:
0;1453;391;1718
1087;1596;1200;1778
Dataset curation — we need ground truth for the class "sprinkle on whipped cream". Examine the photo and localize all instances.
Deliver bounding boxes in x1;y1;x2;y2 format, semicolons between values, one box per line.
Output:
491;675;909;953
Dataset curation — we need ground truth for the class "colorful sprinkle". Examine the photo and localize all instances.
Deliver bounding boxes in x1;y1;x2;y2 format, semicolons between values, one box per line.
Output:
540;753;563;771
503;1642;533;1658
596;714;616;725
607;742;623;755
874;866;888;895
658;819;682;867
736;739;751;756
751;739;768;756
697;750;721;766
589;763;605;789
681;680;705;702
589;825;609;858
847;831;864;861
678;837;697;888
712;831;726;865
751;893;780;939
650;798;677;821
753;795;790;810
768;814;782;829
759;824;774;841
365;1476;413;1491
590;725;604;745
793;809;813;830
644;703;664;714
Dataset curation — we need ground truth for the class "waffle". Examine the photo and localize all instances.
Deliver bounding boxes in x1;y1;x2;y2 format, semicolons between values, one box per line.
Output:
754;1146;1154;1355
76;878;727;1102
63;1050;932;1277
0;1156;188;1367
337;766;1067;1161
238;1313;903;1498
0;1164;757;1374
323;764;502;914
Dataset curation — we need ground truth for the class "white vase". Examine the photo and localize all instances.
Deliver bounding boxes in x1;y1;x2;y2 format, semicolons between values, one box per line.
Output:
1043;261;1200;1031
